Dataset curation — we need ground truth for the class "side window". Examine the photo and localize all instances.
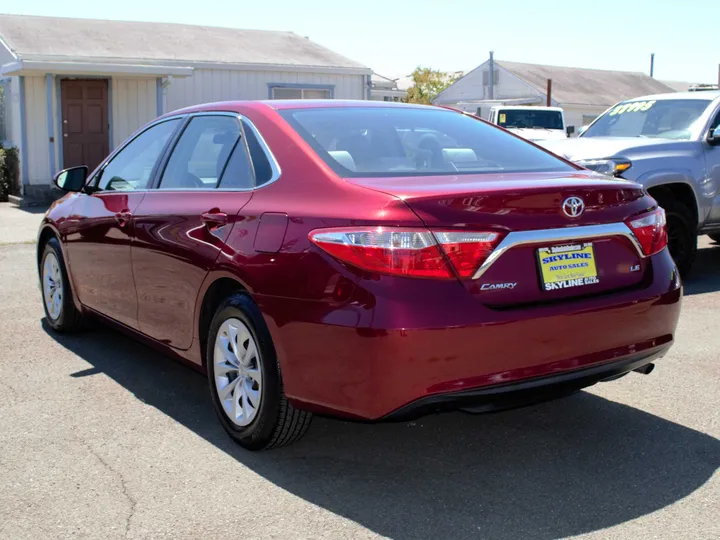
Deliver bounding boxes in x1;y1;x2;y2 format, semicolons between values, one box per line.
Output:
98;119;180;191
710;110;720;132
159;116;241;190
241;120;274;186
218;137;255;189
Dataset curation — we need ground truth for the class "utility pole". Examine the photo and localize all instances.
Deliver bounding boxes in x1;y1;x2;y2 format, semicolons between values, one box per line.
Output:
546;79;552;106
650;53;655;78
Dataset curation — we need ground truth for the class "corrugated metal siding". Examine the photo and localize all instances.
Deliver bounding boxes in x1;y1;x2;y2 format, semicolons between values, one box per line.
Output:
112;77;157;146
23;75;50;184
166;68;365;111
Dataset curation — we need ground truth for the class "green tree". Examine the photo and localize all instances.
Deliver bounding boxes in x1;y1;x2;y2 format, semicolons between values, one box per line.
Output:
405;67;460;105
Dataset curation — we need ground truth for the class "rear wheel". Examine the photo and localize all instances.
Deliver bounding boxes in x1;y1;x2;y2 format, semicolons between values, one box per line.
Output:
40;238;83;332
653;195;696;277
709;233;720;243
206;292;312;450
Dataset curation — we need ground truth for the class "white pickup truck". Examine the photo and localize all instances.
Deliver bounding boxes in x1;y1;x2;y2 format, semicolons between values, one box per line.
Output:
484;106;570;141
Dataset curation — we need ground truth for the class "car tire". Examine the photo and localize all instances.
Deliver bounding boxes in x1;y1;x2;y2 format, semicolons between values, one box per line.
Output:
653;195;697;277
708;233;720;244
206;292;312;450
40;237;83;332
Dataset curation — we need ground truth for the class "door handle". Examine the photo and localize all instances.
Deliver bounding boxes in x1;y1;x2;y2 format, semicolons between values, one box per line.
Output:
201;210;228;228
115;210;132;227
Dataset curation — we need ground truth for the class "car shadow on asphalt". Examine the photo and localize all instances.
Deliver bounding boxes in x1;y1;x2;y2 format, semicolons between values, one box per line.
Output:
44;321;720;540
684;241;720;295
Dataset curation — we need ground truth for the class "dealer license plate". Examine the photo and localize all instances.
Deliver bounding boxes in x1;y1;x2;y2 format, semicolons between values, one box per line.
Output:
537;243;599;291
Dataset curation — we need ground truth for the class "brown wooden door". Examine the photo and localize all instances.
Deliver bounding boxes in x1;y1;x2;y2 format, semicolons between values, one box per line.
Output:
61;79;109;172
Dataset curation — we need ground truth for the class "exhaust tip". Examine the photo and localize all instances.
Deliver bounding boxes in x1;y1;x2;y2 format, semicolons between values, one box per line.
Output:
633;363;655;375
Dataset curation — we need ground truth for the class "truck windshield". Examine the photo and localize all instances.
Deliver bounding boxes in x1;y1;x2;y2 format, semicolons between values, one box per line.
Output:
582;99;711;140
497;110;564;130
279;107;575;177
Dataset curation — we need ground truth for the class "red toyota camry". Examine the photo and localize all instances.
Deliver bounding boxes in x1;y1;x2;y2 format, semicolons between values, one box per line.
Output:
38;100;681;450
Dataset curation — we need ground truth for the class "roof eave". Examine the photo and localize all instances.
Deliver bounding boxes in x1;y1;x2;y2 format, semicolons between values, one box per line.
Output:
2;59;193;77
14;53;371;76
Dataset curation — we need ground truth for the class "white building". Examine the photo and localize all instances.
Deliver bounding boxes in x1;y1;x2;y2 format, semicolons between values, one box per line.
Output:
369;73;407;102
433;59;675;132
0;14;371;200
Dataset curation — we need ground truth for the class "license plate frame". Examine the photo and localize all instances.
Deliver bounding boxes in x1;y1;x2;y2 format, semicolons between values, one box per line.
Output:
537;242;600;291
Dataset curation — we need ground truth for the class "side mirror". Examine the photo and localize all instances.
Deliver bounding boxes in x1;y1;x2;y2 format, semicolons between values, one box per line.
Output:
578;125;589;137
707;128;720;146
566;125;575;136
53;166;88;192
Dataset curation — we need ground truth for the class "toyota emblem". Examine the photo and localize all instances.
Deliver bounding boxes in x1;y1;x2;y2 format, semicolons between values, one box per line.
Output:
562;196;585;218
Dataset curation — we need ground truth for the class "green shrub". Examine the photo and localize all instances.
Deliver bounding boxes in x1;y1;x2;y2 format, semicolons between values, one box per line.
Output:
0;144;20;201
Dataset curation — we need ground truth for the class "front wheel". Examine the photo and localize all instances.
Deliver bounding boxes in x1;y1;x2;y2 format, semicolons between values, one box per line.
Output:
206;293;312;450
653;195;697;277
40;238;83;332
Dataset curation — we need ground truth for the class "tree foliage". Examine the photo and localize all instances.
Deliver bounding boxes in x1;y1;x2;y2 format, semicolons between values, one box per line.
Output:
406;67;460;105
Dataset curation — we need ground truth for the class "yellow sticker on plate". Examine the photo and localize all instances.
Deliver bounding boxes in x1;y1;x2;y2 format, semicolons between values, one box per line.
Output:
499;113;506;123
538;243;599;291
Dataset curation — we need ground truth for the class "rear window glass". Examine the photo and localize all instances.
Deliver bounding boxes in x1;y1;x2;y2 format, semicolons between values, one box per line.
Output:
497;109;564;130
279;107;574;178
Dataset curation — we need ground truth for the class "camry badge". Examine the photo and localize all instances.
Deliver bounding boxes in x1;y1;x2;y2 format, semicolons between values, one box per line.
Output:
562;196;585;218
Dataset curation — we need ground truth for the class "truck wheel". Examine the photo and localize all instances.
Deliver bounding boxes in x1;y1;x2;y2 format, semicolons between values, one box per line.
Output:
709;234;720;243
654;195;696;277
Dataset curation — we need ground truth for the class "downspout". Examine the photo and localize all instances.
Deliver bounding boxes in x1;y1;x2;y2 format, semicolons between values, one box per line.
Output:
160;76;173;115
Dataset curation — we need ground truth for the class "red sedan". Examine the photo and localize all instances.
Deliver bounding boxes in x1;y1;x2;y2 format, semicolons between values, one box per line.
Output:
38;100;681;450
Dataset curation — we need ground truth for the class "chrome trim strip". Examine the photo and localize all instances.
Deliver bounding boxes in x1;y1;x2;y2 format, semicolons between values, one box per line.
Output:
472;223;644;280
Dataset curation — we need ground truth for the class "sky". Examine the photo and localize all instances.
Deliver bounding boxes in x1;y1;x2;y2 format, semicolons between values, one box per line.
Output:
4;0;719;83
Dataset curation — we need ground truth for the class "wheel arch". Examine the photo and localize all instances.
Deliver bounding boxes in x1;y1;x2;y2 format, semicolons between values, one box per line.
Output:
638;170;701;228
195;272;253;368
36;224;84;314
646;181;699;230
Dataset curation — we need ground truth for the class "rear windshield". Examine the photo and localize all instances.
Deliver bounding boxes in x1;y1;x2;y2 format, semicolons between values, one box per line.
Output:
497;109;564;130
279;107;575;178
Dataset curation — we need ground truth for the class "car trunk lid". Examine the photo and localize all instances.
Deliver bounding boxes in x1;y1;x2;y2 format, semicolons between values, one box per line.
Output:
347;171;653;306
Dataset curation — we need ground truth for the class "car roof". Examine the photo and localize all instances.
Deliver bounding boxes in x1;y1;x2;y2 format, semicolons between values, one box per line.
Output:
492;106;564;112
622;91;720;102
162;99;441;118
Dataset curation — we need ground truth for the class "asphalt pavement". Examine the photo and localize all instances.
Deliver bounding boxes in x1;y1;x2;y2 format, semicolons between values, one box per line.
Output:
0;221;718;539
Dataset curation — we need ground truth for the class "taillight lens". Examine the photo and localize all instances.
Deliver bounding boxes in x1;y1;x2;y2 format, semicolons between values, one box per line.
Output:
433;231;502;277
309;228;503;279
626;208;667;256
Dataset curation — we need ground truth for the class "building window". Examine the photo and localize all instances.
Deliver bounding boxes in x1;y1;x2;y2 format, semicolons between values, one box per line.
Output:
582;115;598;126
270;85;333;99
0;78;11;143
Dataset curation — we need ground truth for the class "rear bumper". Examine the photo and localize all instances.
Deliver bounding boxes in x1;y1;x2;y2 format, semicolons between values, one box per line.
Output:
261;249;682;421
383;346;668;421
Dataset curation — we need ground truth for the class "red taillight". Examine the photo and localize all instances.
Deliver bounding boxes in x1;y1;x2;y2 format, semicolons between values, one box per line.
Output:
433;231;502;278
309;228;503;279
626;207;667;256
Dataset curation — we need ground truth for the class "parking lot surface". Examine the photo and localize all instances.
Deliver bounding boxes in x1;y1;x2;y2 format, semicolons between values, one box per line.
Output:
0;232;718;540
